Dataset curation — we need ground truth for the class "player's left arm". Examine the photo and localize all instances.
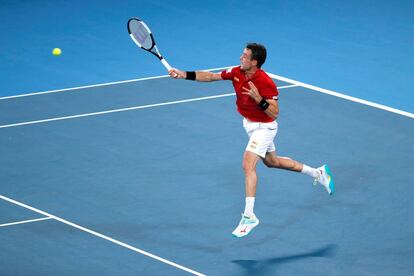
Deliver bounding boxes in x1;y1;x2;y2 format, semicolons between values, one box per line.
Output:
262;98;279;120
242;81;279;120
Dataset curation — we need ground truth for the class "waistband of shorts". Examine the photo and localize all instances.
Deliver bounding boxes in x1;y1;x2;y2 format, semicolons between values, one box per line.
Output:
244;117;276;124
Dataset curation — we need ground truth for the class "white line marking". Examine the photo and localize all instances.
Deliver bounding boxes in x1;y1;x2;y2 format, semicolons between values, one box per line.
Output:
267;73;414;119
0;93;233;128
277;84;299;89
0;194;205;276
0;85;297;129
0;76;169;100
0;66;234;101
1;64;412;119
0;216;52;227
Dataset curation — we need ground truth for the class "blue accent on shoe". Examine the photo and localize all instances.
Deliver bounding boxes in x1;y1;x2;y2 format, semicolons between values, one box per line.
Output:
325;165;335;195
242;216;258;225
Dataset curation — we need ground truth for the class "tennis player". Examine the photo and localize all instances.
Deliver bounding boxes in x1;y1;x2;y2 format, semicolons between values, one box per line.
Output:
169;43;334;238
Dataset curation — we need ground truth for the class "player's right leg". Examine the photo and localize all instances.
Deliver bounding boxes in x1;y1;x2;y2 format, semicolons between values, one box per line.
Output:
232;150;261;238
233;119;276;238
232;213;260;238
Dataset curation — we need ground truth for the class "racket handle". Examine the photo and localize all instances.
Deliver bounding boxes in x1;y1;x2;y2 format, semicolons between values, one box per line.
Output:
160;58;172;71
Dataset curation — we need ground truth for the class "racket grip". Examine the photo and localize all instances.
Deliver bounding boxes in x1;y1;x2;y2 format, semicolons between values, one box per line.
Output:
160;58;172;71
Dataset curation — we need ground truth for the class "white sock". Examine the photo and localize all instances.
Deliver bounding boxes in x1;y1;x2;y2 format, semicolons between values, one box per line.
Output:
244;197;255;217
301;165;319;178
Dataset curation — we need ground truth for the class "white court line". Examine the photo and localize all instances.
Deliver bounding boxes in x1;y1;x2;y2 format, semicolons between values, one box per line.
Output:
2;66;411;120
268;73;414;119
0;84;298;129
0;66;234;100
0;216;52;227
0;194;205;276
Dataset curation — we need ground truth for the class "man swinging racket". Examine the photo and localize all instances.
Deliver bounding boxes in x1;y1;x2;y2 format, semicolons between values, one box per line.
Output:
168;43;335;238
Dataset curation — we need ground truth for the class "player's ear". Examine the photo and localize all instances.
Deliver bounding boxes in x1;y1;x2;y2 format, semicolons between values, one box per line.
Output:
252;59;258;67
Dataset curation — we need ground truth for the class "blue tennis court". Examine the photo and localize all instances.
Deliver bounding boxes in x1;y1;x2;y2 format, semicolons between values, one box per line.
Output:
1;1;414;275
1;71;413;275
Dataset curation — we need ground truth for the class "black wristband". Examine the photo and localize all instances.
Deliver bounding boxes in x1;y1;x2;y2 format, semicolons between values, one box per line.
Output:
185;71;196;80
258;98;270;111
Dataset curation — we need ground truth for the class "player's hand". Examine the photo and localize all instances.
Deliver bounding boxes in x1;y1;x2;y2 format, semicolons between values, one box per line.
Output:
242;81;261;102
169;68;185;79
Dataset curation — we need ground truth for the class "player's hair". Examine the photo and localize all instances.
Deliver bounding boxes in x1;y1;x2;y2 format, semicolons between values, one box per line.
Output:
246;43;267;68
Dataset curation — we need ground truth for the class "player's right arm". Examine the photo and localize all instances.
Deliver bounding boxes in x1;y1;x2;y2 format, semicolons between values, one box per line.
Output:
169;69;222;82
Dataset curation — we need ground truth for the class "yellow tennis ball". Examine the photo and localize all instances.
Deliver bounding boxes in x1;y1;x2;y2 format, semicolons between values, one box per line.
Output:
52;48;62;56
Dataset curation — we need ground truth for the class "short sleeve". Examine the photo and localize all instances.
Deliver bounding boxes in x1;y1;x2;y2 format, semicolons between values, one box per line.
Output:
221;67;235;80
260;81;278;100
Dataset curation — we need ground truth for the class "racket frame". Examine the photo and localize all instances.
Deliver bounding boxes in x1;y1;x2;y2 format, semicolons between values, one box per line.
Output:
127;17;172;71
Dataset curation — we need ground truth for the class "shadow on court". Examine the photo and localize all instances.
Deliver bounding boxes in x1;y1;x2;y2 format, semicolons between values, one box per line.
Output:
232;244;338;275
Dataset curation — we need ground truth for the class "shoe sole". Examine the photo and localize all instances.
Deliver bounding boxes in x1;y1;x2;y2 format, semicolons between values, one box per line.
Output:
324;165;335;195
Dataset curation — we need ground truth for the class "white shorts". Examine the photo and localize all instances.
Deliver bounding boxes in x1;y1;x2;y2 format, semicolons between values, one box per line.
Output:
243;118;278;158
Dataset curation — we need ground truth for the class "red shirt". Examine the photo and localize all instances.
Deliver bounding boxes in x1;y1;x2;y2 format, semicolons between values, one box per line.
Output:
221;66;278;123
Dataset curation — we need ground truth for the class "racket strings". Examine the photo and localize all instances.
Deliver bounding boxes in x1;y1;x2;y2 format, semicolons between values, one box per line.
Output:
134;24;150;46
130;21;153;50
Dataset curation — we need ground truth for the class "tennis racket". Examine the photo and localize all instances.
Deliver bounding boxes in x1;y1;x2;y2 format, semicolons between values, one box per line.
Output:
127;17;172;72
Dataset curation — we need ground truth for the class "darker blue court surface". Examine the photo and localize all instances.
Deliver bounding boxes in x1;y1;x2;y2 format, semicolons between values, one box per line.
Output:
1;75;413;275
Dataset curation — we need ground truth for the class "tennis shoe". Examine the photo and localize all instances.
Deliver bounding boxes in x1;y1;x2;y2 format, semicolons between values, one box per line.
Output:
313;165;335;195
232;214;259;238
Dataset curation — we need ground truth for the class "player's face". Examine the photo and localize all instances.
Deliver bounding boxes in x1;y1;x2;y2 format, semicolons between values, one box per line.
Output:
240;48;256;71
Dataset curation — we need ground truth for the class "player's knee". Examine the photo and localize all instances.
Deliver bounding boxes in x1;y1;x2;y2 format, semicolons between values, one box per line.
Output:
242;160;256;175
263;159;272;168
264;157;280;168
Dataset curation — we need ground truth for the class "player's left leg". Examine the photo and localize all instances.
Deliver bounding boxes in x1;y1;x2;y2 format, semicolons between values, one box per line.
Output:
262;151;334;195
262;151;302;172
